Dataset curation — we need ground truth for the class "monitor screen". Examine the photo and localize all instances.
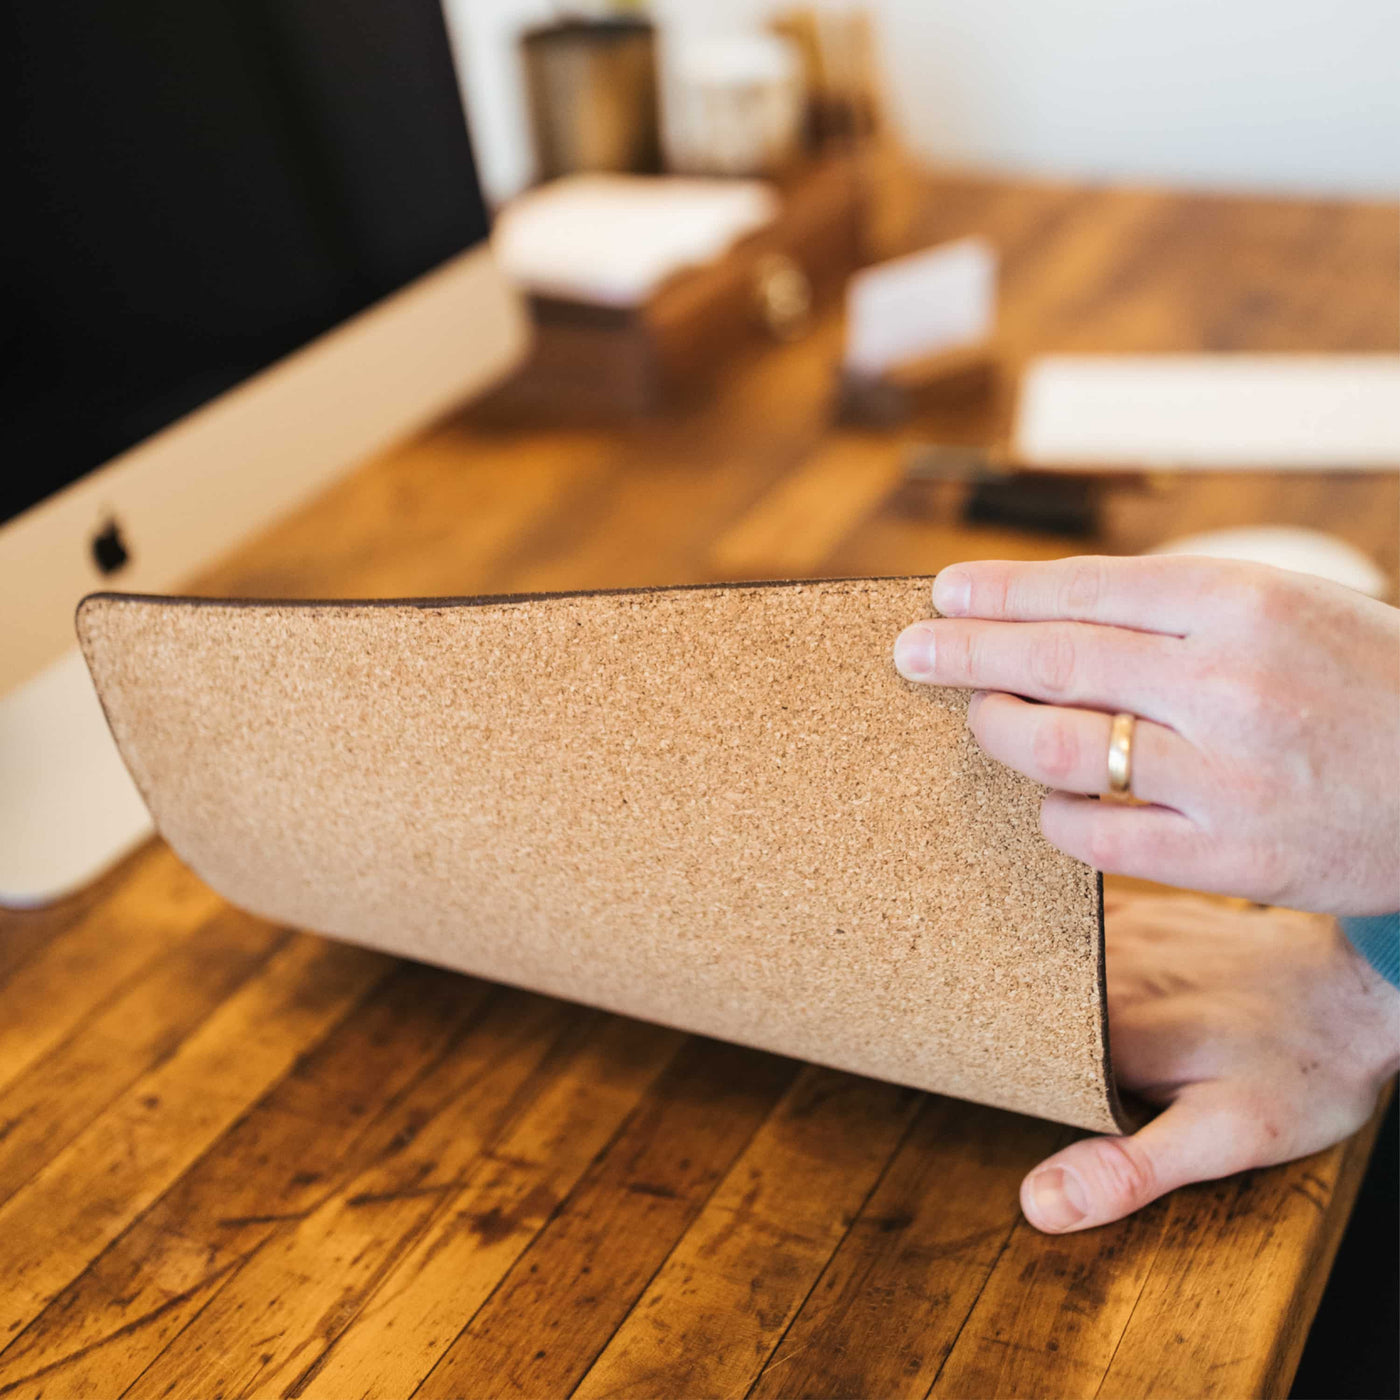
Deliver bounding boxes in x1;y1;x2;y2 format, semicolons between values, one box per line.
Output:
2;0;490;525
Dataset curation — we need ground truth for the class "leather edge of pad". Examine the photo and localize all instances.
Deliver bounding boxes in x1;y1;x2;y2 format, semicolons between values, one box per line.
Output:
1097;871;1142;1134
76;582;1129;1132
77;575;928;616
76;597;168;836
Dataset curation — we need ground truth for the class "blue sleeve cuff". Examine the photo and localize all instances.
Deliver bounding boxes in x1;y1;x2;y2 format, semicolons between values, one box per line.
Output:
1339;912;1400;989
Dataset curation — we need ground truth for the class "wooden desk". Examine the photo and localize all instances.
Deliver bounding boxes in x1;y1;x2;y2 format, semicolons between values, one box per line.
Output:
1;167;1396;1400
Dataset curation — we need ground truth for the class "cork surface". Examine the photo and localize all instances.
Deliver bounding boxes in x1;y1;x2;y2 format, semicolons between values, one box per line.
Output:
77;580;1126;1133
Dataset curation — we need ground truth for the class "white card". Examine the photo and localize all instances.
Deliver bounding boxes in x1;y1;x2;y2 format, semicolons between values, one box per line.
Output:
1016;355;1400;470
843;237;997;377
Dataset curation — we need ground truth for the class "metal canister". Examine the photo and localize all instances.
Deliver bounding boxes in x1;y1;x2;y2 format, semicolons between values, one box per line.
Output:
521;18;661;181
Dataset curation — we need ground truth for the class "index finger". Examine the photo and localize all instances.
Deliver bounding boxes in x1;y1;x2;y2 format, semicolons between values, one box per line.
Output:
931;556;1227;635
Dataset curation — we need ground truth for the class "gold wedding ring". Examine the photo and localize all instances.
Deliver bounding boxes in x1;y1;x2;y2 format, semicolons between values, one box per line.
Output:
1106;712;1136;796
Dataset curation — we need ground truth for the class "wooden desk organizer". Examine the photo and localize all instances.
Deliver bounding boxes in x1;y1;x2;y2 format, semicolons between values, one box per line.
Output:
478;156;865;420
78;578;1129;1133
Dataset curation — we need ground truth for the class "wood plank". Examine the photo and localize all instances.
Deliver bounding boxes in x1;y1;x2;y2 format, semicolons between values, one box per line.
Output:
0;1257;234;1400
926;1197;1172;1399
708;434;910;580
194;428;615;602
0;961;491;1400
922;1102;1391;1400
0;845;149;993
295;1014;686;1400
411;1038;800;1400
749;1097;1073;1400
0;846;223;1098
993;188;1175;355
1149;199;1399;353
1094;1098;1390;1400
490;322;849;595
572;1066;922;1400
120;987;583;1400
0;929;388;1347
828;501;1080;588
0;840;190;998
0;906;285;1207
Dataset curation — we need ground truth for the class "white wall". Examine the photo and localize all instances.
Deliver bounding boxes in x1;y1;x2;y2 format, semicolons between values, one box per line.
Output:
876;0;1400;198
442;0;786;204
440;0;554;206
445;0;1400;204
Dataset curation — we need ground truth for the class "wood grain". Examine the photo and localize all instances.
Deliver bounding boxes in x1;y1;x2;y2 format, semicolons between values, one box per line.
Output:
708;433;912;578
570;1068;923;1400
0;931;386;1347
0;848;223;1106
414;1038;799;1400
0;161;1395;1399
297;1014;686;1400
750;1098;1076;1400
0;962;490;1399
122;988;584;1400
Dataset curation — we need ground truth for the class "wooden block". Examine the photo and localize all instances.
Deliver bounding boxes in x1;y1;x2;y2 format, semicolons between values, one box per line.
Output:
77;578;1130;1134
836;345;998;427
479;154;866;419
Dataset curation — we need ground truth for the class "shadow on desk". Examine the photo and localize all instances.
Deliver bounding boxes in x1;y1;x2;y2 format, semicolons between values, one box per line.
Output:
1292;1091;1400;1400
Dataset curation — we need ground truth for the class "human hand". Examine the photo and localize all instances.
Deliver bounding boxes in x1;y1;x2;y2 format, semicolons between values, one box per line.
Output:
892;556;1400;915
1019;892;1400;1233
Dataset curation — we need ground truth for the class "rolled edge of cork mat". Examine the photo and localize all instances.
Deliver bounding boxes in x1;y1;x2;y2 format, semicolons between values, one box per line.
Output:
77;578;1133;1134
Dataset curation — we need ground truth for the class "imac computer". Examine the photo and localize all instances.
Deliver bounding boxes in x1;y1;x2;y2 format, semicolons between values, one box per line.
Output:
1;0;528;905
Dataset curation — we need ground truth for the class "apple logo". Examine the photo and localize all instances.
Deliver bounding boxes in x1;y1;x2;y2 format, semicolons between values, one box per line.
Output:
91;518;131;576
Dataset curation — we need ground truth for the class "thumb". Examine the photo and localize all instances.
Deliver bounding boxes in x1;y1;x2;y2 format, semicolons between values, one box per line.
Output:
1020;1086;1256;1233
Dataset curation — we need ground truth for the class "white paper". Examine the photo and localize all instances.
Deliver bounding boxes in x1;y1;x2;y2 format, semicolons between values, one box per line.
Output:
1016;355;1400;470
843;237;997;377
493;174;779;307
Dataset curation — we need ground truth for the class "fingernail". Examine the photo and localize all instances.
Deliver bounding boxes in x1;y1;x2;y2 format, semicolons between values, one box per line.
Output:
1027;1167;1089;1231
893;623;937;681
933;568;972;616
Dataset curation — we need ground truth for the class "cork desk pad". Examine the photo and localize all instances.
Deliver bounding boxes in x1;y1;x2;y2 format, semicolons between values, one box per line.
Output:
77;577;1131;1135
